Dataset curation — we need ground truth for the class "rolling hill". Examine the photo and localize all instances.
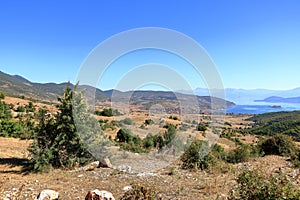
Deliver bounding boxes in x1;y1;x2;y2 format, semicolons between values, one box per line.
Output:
0;71;234;113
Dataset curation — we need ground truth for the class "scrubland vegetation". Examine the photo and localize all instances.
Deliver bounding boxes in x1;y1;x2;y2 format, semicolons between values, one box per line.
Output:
1;85;300;199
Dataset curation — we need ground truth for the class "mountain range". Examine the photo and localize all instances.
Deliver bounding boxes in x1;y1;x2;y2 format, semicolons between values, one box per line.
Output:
178;87;300;105
0;71;234;113
255;96;300;104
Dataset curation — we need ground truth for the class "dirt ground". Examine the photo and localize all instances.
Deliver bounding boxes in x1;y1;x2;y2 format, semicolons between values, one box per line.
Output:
0;97;299;199
0;137;299;200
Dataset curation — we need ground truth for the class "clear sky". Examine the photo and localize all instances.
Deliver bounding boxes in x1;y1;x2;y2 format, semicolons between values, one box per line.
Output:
0;0;299;90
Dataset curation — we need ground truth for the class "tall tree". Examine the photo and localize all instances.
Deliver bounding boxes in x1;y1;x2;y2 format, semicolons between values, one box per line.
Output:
29;83;105;171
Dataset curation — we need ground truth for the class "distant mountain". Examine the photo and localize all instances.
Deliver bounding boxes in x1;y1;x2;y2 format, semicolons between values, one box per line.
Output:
178;87;300;105
107;90;234;114
256;96;300;104
0;71;108;102
0;71;234;113
0;71;56;101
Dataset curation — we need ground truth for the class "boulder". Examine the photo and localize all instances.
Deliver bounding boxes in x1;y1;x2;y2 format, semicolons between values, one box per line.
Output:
98;157;112;168
36;189;59;200
85;189;115;200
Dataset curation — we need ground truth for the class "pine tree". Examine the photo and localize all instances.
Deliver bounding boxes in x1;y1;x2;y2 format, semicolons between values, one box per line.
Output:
28;83;102;171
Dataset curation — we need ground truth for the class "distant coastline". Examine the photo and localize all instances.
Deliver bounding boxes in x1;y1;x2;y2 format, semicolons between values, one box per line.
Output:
225;103;300;115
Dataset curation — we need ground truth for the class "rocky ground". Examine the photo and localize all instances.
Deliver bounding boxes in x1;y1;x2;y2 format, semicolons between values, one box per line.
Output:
0;138;299;200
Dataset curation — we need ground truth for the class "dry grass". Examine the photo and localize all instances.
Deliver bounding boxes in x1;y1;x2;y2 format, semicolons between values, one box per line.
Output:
0;99;298;199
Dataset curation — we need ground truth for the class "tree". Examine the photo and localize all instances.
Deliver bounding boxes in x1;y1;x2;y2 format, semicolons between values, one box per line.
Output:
163;124;177;146
28;84;96;171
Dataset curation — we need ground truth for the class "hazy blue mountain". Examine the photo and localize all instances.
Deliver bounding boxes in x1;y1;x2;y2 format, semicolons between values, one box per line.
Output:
256;96;300;104
179;87;300;105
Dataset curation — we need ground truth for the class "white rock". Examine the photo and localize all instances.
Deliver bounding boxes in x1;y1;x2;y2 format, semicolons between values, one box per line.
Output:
118;165;132;173
85;189;115;200
90;161;100;166
137;172;157;177
36;189;59;200
4;194;11;200
123;186;132;191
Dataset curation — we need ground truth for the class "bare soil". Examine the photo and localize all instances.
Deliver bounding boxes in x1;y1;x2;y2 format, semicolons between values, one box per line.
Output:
0;136;299;200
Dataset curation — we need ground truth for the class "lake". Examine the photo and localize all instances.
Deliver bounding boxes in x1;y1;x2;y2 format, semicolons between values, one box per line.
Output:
225;103;300;114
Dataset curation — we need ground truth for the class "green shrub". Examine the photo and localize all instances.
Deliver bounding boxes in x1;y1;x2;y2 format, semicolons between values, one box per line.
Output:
145;119;154;125
259;134;296;157
25;102;35;112
120;117;134;125
169;115;179;120
229;169;300;200
163;124;177;146
115;128;134;143
181;140;224;170
197;123;207;132
291;150;300;167
16;105;26;112
143;133;155;149
95;108;121;117
120;183;161;200
0;93;5;99
115;128;145;153
101;121;117;130
227;145;251;164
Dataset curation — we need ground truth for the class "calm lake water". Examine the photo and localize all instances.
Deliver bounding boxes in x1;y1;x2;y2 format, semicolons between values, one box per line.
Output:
225;103;300;114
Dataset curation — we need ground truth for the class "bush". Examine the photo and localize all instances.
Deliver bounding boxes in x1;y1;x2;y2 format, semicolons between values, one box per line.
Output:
16;105;25;112
229;169;300;199
145;119;154;125
163;124;177;146
143;133;155;149
259;134;296;157
25;102;35;112
181;140;225;170
115;128;134;143
95;108;121;117
120;117;134;125
115;128;145;153
291;150;300;167
169;115;179;120
197;123;207;132
0;93;5;99
227;145;251;164
120;183;161;200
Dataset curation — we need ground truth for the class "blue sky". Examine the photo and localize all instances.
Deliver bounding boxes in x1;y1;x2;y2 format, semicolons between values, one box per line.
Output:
0;0;299;90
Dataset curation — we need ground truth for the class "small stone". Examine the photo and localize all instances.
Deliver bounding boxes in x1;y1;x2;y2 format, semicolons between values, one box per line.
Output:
35;189;59;200
4;194;11;200
85;189;115;200
90;161;99;166
98;157;113;168
123;186;132;191
77;174;84;178
118;165;132;173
